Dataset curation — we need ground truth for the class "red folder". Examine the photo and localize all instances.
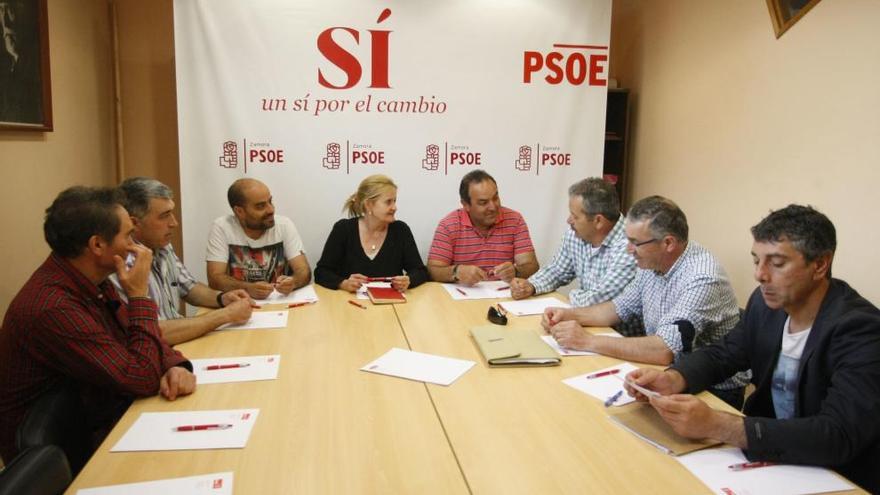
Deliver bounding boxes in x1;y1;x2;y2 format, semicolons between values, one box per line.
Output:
366;286;406;304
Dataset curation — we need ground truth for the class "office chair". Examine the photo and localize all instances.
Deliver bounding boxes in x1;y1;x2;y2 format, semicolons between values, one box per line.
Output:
0;445;71;495
16;382;90;475
674;319;696;353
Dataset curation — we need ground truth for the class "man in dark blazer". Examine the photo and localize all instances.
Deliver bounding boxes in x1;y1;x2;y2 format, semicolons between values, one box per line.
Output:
626;204;880;493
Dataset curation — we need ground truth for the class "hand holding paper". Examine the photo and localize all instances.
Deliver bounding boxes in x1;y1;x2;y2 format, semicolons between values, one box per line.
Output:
623;368;685;399
650;394;740;443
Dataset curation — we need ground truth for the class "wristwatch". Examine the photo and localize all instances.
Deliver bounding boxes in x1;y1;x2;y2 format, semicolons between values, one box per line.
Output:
451;264;460;282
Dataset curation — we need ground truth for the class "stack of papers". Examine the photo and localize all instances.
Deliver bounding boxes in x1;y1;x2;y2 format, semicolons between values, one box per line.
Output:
111;409;260;452
76;472;233;495
191;355;281;384
217;310;289;331
361;348;475;386
499;297;570;316
257;284;319;304
442;281;511;300
676;447;854;494
562;362;639;406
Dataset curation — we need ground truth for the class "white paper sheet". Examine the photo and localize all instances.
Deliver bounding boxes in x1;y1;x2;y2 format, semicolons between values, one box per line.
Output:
442;281;512;300
77;472;233;495
541;332;622;356
216;310;288;331
361;348;475;386
357;281;392;300
562;362;639;407
191;355;281;384
498;296;570;316
256;284;319;304
676;447;854;495
111;409;259;452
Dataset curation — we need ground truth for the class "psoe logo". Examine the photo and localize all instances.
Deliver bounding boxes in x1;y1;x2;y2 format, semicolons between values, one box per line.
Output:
217;140;284;173
422;144;439;171
323;143;341;169
515;145;532;172
317;8;393;90
219;141;238;169
523;43;608;87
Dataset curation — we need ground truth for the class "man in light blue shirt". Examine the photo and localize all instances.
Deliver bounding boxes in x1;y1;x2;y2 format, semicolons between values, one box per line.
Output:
543;195;748;408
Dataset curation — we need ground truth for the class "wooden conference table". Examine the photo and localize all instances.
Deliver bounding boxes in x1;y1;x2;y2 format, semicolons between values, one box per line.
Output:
66;283;862;494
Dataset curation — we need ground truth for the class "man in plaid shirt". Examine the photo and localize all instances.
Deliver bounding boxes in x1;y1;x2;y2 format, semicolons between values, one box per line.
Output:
0;186;196;464
543;196;748;408
510;178;637;333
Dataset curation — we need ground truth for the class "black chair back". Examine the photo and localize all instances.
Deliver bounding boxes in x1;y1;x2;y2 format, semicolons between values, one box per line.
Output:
16;382;90;475
0;445;71;495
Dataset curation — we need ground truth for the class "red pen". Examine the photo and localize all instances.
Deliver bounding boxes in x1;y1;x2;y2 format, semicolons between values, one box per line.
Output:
586;369;620;379
205;363;251;371
456;288;467;296
367;277;393;282
728;461;774;471
496;286;510;291
288;301;315;308
348;300;367;310
174;424;233;432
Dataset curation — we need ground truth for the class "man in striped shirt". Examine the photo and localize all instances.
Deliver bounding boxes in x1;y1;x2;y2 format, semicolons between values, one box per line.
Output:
113;178;253;345
427;170;538;285
543;196;748;408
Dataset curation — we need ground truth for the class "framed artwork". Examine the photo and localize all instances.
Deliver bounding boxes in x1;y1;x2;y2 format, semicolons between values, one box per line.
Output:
0;0;52;131
766;0;823;38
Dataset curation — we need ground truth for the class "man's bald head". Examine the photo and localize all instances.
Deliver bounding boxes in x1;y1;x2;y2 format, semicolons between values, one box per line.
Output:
228;178;267;209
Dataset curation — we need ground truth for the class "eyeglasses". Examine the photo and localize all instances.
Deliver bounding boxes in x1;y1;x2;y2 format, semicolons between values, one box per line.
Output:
629;238;659;248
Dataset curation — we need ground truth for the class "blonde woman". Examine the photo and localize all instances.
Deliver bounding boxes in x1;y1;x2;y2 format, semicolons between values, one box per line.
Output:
315;175;428;293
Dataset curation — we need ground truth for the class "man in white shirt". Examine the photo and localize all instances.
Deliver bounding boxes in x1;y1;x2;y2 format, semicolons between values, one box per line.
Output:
206;178;311;299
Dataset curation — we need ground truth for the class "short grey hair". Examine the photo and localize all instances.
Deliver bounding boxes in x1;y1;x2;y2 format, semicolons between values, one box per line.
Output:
568;178;620;222
627;195;689;241
118;177;174;219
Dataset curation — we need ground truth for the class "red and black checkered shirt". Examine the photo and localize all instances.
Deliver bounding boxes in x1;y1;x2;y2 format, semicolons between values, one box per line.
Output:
0;253;190;463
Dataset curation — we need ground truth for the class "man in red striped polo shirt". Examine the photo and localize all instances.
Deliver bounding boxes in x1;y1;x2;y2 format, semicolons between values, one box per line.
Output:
427;170;538;285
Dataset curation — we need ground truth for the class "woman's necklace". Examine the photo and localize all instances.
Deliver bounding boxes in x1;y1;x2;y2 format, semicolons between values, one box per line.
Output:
361;219;386;253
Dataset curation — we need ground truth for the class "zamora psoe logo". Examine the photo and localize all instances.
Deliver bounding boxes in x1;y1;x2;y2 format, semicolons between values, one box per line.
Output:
219;141;238;169
323;143;341;169
422;144;439;171
515;145;532;171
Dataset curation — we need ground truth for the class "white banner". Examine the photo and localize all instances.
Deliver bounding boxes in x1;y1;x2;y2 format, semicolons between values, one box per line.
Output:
174;0;611;283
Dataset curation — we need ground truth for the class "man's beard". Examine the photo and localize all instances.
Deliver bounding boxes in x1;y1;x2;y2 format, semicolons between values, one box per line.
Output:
246;215;274;231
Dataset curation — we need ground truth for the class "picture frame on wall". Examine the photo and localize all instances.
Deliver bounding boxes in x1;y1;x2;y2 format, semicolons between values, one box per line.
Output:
766;0;823;38
0;0;53;131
